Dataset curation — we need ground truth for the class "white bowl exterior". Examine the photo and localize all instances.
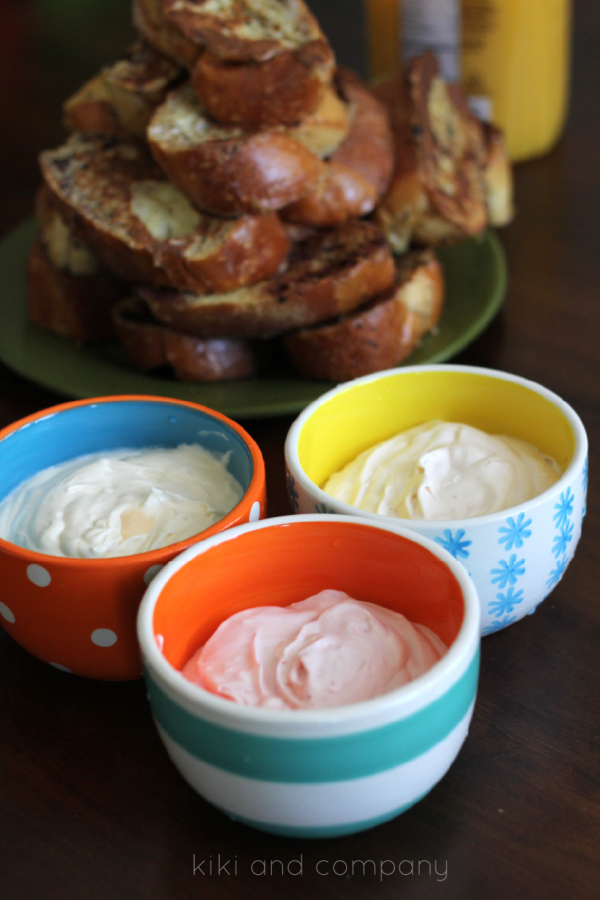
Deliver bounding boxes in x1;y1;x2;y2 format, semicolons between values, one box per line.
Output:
285;365;589;635
138;515;481;837
153;704;475;835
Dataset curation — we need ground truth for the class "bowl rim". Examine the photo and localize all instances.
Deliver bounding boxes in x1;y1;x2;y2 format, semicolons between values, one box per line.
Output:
285;364;588;530
137;513;481;726
0;394;265;567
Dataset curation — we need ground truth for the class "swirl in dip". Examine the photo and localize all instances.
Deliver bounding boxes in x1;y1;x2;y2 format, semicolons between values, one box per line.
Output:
182;589;447;710
323;420;561;520
0;443;244;558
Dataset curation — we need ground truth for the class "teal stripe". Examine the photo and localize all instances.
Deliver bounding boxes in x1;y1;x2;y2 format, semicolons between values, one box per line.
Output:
146;648;479;783
222;794;428;838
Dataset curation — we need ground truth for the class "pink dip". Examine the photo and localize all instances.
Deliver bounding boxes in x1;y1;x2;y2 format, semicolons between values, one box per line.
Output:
182;590;447;710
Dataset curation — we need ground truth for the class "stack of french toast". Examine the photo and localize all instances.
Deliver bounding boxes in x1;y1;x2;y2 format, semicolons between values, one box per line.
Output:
28;0;513;383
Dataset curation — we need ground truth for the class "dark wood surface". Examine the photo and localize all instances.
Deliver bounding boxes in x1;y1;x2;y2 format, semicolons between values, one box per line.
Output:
0;2;598;898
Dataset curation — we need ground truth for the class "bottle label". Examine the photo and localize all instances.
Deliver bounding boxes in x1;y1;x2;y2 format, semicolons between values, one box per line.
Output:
401;0;461;82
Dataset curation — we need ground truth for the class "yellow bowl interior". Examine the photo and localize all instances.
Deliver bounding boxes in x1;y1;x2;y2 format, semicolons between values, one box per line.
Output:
298;370;575;488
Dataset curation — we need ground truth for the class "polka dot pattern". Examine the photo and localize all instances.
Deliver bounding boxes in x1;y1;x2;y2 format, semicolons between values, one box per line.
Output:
91;628;118;647
0;602;15;624
27;564;51;587
144;564;164;586
249;501;261;522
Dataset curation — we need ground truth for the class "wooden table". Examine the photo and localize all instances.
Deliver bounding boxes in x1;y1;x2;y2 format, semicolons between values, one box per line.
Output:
0;2;598;898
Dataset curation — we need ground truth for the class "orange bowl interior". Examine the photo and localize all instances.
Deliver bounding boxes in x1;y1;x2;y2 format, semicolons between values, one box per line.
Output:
153;521;465;670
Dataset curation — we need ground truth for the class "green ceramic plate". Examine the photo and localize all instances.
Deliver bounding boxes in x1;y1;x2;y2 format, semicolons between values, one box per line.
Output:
0;221;506;419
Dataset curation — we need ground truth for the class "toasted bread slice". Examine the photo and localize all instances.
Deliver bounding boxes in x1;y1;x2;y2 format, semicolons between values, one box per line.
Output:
148;73;390;221
27;234;125;342
40;134;289;292
283;249;444;381
163;0;326;62
482;123;514;227
133;0;200;67
139;220;395;338
282;69;394;226
148;83;325;215
373;55;488;252
134;0;334;126
285;84;350;158
36;185;102;277
191;42;334;127
63;42;184;139
113;294;272;380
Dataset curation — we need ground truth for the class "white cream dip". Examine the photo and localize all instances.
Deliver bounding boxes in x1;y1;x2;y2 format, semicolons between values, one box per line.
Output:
182;589;447;710
0;444;244;558
323;420;561;520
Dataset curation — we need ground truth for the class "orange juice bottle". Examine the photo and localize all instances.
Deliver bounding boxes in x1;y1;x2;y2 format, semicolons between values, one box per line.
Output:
461;0;571;161
365;0;572;162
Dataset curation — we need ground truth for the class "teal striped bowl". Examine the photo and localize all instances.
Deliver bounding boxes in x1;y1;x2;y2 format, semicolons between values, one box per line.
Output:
137;515;480;837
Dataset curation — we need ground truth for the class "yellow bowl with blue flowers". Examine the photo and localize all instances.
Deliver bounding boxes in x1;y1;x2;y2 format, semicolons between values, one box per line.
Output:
285;365;588;634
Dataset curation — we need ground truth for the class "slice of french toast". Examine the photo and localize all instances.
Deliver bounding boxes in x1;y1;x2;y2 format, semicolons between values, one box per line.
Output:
27;234;126;343
63;42;184;139
373;53;489;253
113;294;273;379
148;83;325;215
282;68;394;226
39;134;289;292
162;0;326;61
133;0;201;67
148;71;392;222
191;41;334;127
134;0;335;127
283;249;444;381
139;220;395;338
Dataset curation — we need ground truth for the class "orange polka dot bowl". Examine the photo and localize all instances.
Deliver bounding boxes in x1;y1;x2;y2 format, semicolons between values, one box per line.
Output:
0;396;266;680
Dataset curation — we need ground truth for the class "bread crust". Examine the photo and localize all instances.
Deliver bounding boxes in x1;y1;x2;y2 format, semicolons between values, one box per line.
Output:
40;134;289;292
113;294;271;380
283;249;444;381
373;55;488;252
149;73;392;222
27;235;125;342
133;0;201;67
63;42;184;138
412;54;487;236
148;84;324;215
282;69;394;226
162;0;325;62
191;40;334;127
139;220;395;338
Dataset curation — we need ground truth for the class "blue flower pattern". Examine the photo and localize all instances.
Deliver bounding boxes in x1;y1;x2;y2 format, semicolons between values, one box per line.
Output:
552;520;574;559
483;615;518;636
434;529;472;560
486;513;532;625
286;470;299;513
553;488;574;529
490;554;526;589
546;554;568;590
488;587;524;617
546;479;578;593
498;513;532;550
484;471;581;630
